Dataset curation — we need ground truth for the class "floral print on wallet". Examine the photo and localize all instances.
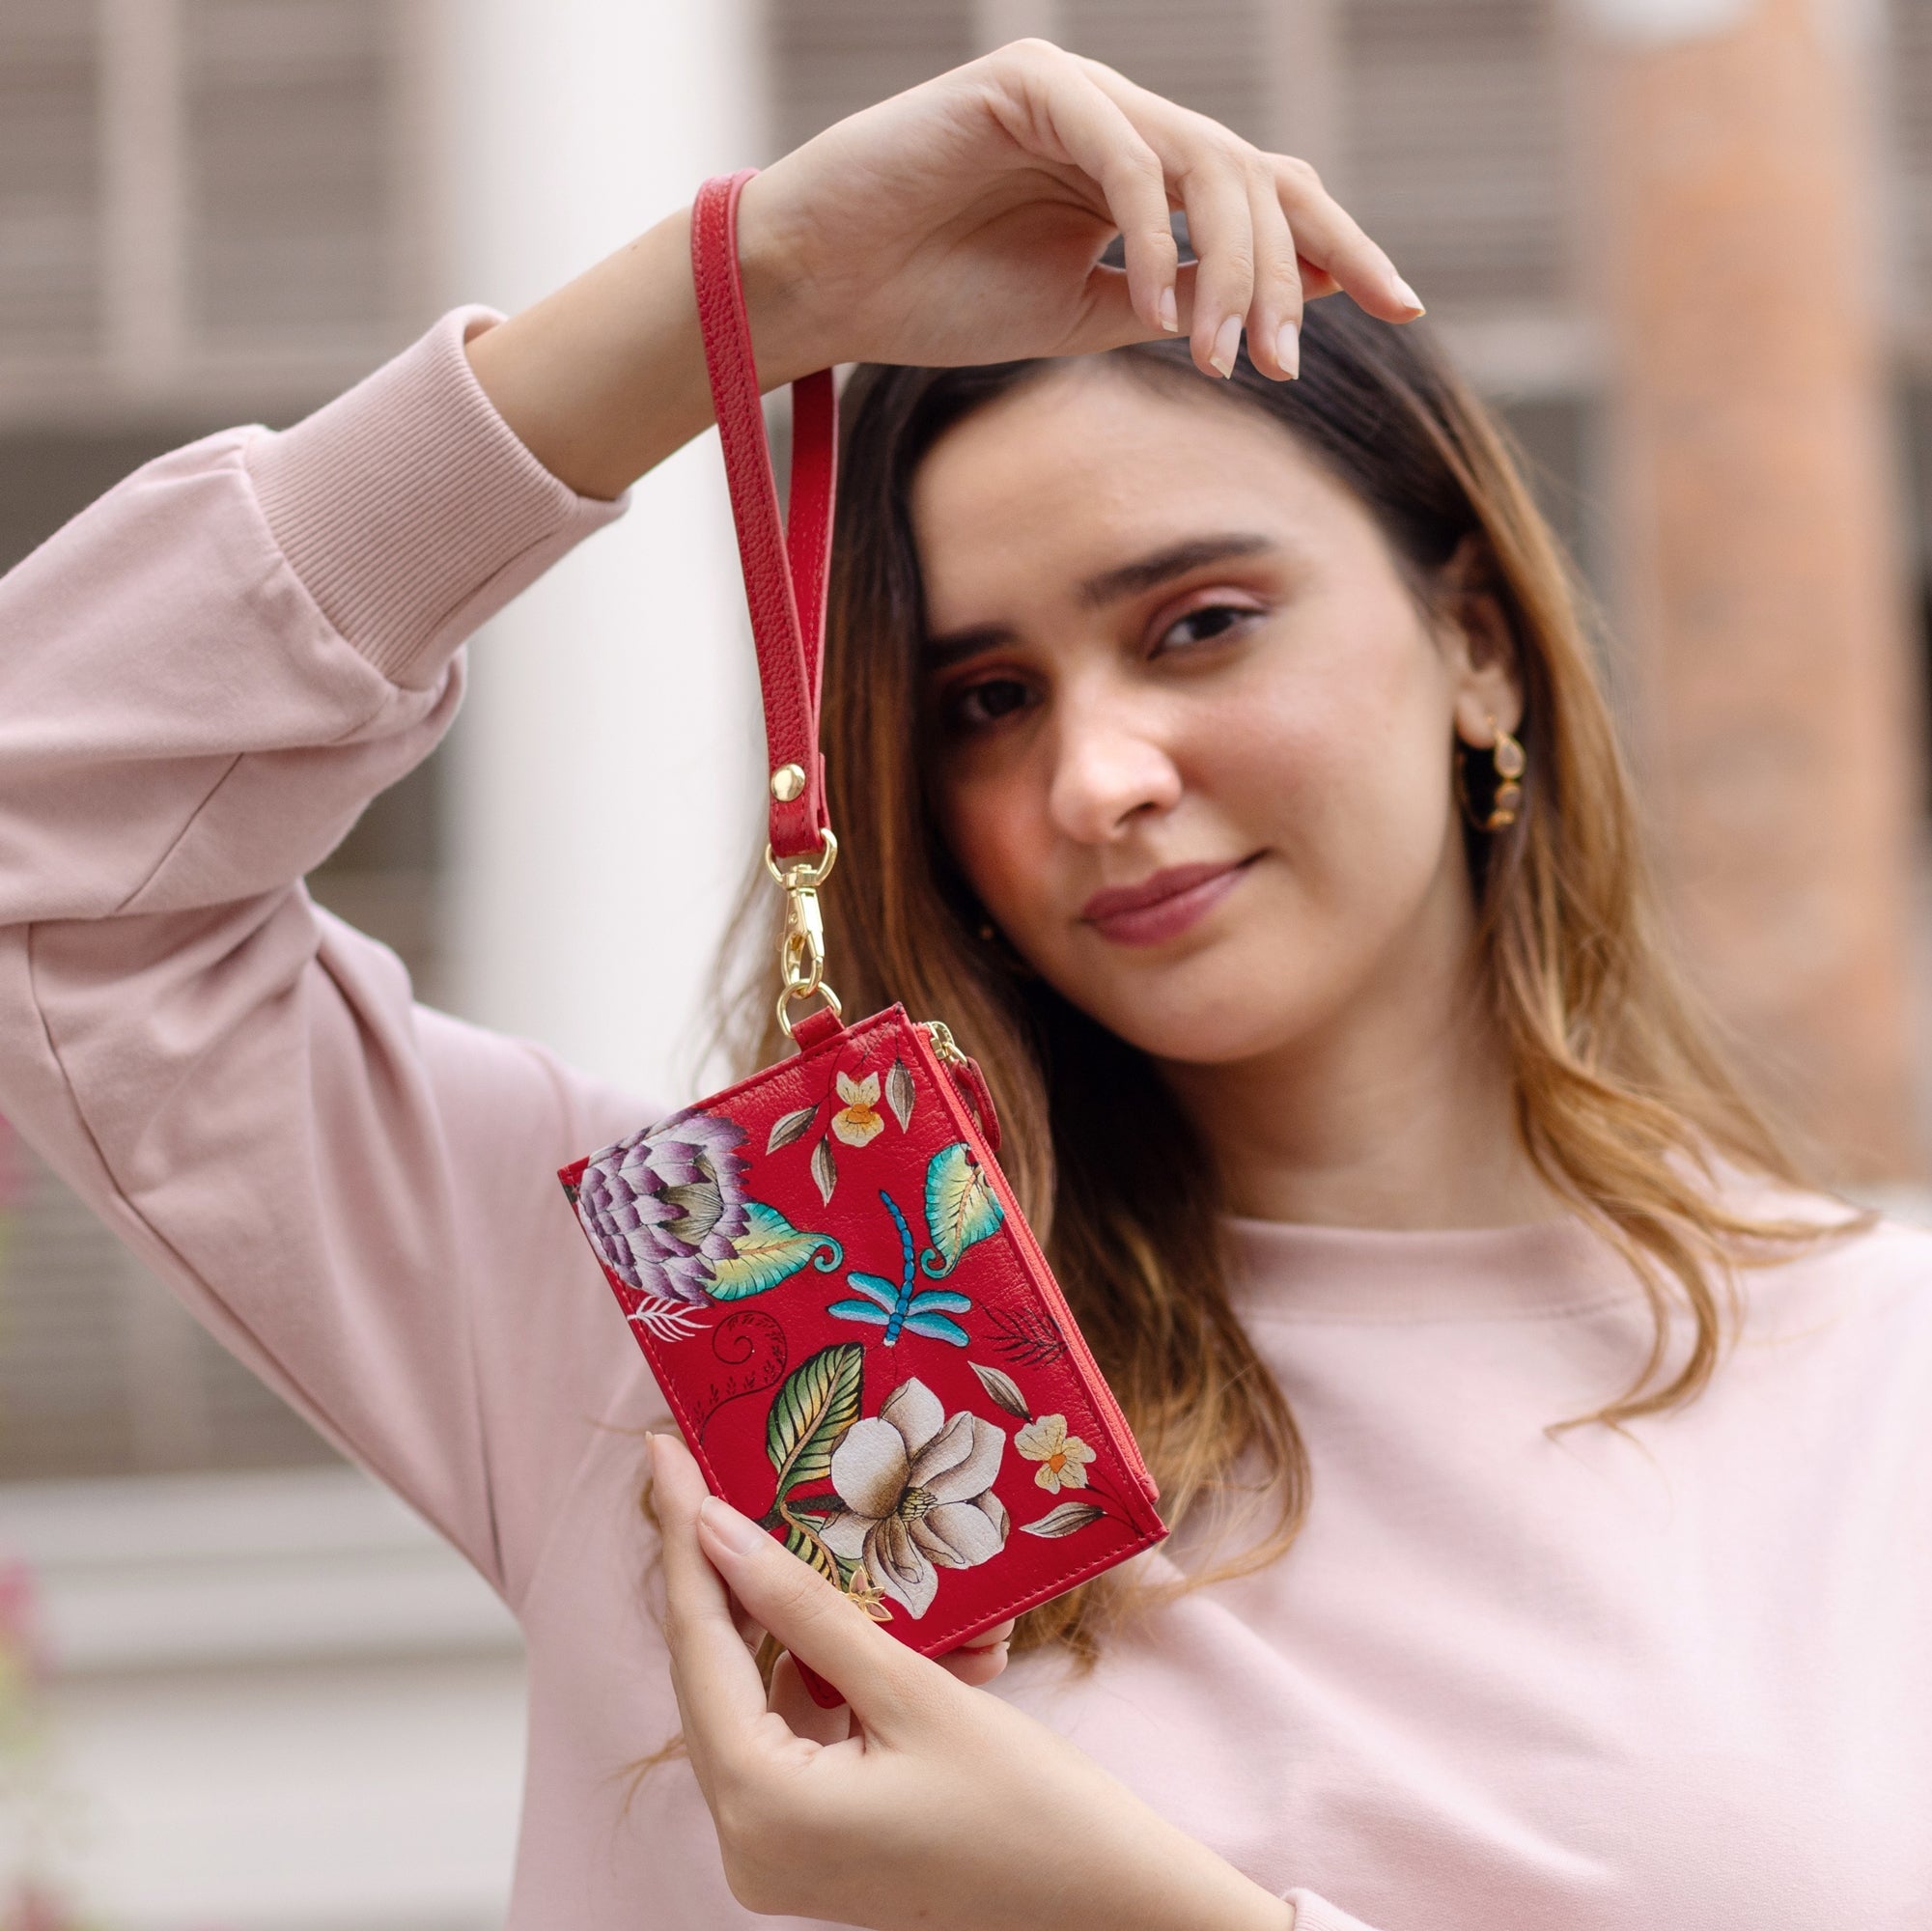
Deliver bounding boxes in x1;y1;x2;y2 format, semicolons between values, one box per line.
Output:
558;1002;1167;1670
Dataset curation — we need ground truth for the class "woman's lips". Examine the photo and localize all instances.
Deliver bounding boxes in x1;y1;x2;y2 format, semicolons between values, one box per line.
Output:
1078;855;1259;947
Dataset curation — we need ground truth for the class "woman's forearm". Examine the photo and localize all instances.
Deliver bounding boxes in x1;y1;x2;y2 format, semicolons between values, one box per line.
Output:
461;196;818;502
1068;1809;1298;1931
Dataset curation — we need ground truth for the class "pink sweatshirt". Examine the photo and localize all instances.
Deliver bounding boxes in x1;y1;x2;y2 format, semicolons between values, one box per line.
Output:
1;310;1928;1930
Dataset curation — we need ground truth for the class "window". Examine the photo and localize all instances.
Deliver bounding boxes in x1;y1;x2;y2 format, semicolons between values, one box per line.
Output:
0;0;433;1480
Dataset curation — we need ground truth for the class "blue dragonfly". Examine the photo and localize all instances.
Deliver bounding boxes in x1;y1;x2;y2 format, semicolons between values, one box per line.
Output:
826;1143;1003;1347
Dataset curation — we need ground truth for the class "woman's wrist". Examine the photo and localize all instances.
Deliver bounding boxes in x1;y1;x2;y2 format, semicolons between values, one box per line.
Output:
464;206;718;501
734;167;840;388
1035;1778;1297;1931
460;175;839;504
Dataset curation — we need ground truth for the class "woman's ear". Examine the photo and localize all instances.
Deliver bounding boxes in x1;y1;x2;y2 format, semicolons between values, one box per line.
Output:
1435;532;1523;742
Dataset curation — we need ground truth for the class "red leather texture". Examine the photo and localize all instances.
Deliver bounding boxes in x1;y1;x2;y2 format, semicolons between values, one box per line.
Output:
560;1004;1167;1686
690;169;835;864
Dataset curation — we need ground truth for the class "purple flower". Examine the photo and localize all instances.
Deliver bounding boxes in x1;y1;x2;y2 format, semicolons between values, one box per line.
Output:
576;1107;751;1305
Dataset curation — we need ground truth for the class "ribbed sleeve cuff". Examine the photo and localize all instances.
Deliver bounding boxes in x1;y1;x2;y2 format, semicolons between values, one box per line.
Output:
244;305;627;688
1284;1889;1379;1931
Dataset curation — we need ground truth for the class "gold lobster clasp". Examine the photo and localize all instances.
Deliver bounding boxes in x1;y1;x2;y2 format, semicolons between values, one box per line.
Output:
765;830;842;1038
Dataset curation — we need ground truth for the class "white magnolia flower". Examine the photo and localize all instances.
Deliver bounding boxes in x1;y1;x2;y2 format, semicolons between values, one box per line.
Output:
822;1378;1008;1618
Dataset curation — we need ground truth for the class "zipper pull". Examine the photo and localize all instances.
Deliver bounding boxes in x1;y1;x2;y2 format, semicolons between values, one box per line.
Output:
917;1021;1002;1154
920;1020;966;1065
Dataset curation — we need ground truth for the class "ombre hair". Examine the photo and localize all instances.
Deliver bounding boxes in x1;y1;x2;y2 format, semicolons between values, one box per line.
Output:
705;300;1857;1665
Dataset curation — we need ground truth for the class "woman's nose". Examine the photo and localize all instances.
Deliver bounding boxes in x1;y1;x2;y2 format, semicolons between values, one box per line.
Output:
1045;694;1184;844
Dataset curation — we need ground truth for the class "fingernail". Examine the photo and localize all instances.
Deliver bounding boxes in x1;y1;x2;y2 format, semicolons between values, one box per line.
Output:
1392;276;1425;315
698;1494;761;1555
1209;314;1242;378
1158;285;1179;333
1274;320;1301;378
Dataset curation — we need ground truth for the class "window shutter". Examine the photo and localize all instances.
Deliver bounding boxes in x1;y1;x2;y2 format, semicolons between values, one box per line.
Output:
1059;0;1274;146
182;0;400;344
0;1135;337;1481
1334;0;1572;312
769;0;977;155
0;1;101;359
0;0;416;420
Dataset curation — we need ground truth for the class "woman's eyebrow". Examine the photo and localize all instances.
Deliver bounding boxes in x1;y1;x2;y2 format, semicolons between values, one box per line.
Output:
1078;533;1278;606
923;623;1016;670
923;533;1281;669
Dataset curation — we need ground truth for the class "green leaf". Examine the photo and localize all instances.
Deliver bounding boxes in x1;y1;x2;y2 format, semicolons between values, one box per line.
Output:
918;1141;1004;1278
704;1201;844;1301
781;1519;841;1584
765;1343;865;1498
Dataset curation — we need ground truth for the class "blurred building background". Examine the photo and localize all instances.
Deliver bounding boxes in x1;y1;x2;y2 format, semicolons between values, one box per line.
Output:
0;0;1924;1923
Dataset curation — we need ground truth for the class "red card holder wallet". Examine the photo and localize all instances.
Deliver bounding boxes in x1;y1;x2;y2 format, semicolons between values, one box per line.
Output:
555;171;1166;1688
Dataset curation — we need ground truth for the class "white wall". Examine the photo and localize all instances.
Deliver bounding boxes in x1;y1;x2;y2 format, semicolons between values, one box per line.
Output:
0;1469;526;1931
437;0;771;1108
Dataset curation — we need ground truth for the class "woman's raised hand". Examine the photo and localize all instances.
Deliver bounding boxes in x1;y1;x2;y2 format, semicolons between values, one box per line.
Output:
466;40;1419;499
648;1429;1292;1931
741;40;1421;388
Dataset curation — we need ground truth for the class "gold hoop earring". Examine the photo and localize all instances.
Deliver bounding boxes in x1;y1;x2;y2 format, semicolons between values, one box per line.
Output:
1458;714;1526;831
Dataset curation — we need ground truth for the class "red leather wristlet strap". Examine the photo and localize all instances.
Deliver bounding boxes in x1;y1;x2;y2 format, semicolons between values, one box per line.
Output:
691;169;837;864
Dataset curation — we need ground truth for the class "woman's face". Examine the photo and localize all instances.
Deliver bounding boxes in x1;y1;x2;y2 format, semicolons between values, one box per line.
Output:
912;361;1519;1071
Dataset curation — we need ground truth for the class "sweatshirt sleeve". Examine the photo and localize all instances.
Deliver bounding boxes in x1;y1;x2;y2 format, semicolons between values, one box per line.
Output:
0;306;654;1607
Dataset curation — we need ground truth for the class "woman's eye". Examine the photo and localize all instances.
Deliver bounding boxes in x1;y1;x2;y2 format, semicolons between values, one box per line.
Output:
1155;602;1261;654
943;676;1033;733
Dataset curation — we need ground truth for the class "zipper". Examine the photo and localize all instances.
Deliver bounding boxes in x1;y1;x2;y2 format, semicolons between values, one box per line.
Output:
910;1016;1162;1518
918;1018;967;1066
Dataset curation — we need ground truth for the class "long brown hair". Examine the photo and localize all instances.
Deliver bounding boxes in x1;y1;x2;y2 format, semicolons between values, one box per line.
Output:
707;299;1856;1665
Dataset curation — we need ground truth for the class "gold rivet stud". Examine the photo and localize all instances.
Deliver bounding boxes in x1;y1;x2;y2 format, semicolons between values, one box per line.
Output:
770;763;805;803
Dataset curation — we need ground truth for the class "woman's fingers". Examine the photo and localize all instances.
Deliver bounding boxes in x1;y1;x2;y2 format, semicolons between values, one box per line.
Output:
693;1489;930;1732
1272;154;1423;321
768;1651;855;1744
1246;161;1303;378
1174;147;1259;377
938;1618;1016;1689
1068;60;1255;376
1065;58;1286;378
991;48;1180;335
648;1434;774;1783
1059;50;1417;374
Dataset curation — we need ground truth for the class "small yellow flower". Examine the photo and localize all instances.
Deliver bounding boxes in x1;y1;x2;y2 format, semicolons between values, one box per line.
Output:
830;1072;885;1147
1014;1413;1095;1494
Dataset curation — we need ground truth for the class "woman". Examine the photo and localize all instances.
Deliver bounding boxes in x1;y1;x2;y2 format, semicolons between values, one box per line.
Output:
1;40;1926;1931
